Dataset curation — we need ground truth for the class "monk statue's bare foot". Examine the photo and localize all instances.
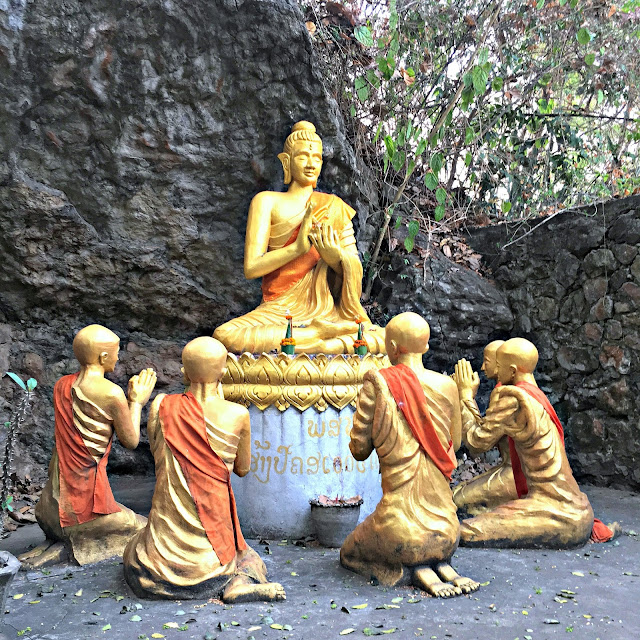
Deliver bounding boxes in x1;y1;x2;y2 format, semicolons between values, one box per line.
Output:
412;566;462;598
19;541;68;569
223;578;286;604
435;561;480;594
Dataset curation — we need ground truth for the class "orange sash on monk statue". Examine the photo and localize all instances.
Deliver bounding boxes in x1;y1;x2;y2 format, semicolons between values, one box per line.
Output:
54;373;120;527
159;392;247;566
379;364;457;480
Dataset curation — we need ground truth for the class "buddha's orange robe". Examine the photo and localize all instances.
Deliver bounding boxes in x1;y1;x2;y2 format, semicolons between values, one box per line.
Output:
214;192;384;353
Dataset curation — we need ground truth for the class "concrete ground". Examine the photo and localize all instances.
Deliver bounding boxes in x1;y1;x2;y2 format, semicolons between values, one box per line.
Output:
1;483;639;640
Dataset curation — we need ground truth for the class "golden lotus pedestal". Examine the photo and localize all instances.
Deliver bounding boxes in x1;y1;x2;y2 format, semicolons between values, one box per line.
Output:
222;352;390;538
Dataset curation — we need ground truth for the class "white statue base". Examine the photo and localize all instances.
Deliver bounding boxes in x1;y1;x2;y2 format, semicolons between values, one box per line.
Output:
231;404;382;538
222;352;390;539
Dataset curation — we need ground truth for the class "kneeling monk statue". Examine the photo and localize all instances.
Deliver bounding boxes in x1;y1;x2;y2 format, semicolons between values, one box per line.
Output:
340;313;480;598
124;337;285;602
451;340;519;515
455;338;615;548
20;325;155;567
213;120;385;354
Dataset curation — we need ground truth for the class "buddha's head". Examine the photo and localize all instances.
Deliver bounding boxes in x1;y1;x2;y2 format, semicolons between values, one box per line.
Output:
496;338;538;385
278;121;323;188
73;324;120;373
385;312;430;365
481;340;505;380
182;336;228;385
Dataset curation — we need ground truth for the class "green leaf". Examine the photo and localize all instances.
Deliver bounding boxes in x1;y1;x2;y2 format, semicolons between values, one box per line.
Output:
130;615;142;622
492;77;503;91
26;378;37;391
366;68;380;89
585;53;595;65
478;47;489;66
472;65;488;95
102;624;111;631
354;26;374;48
416;138;427;157
502;201;512;214
3;421;10;429
429;152;443;174
435;187;447;204
404;236;415;253
357;86;369;101
577;28;591;45
4;372;26;390
434;204;445;221
424;172;438;190
537;0;545;8
464;151;473;167
407;220;419;238
465;127;475;144
559;0;568;5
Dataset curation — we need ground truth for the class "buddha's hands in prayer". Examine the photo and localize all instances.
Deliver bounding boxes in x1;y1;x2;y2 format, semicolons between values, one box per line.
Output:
310;223;343;272
453;359;479;402
295;199;316;255
128;368;157;405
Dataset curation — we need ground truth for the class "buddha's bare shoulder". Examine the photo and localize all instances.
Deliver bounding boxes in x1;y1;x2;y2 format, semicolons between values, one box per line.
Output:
250;190;286;207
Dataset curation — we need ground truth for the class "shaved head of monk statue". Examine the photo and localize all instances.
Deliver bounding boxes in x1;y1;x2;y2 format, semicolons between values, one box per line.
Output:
20;324;156;568
124;336;286;603
455;337;615;548
340;312;481;597
451;339;520;515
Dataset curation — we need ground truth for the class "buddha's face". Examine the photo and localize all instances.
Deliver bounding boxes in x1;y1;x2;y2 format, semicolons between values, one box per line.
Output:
289;140;322;187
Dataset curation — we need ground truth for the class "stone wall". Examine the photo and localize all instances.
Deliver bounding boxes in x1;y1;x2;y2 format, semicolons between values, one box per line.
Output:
467;195;640;490
0;0;378;478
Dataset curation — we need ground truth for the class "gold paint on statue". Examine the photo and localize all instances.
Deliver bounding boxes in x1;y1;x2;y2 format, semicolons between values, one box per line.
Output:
124;337;285;602
455;338;594;548
340;313;480;597
452;340;519;515
221;352;390;412
20;325;155;567
213;121;385;354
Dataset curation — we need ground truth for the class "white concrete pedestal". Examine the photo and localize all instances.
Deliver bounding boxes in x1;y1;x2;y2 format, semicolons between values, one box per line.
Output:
231;404;382;538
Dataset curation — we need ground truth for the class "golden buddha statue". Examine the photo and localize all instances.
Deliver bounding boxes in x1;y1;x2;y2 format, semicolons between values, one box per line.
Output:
124;337;285;602
455;338;599;548
19;325;156;567
213;121;385;355
451;340;519;515
340;313;480;597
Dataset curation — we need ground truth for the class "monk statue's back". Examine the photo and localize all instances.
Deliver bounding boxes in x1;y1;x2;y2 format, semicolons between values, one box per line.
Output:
214;121;385;354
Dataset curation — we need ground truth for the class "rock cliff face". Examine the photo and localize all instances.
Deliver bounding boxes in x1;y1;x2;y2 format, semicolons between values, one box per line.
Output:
467;195;640;489
0;0;377;476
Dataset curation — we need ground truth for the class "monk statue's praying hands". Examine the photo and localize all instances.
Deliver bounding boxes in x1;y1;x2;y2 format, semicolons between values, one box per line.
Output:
213;121;385;354
20;325;154;567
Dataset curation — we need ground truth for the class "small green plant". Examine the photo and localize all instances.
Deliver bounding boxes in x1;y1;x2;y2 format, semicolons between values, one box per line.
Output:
1;372;37;535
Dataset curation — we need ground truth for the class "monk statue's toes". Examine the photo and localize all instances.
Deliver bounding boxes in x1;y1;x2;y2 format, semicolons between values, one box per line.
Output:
431;583;462;598
452;577;480;593
274;584;287;601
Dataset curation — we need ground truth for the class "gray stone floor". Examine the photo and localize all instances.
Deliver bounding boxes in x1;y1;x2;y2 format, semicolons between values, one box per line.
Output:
1;483;639;640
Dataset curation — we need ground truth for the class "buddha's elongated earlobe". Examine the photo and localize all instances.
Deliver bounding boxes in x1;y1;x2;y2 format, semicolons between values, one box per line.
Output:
278;152;291;185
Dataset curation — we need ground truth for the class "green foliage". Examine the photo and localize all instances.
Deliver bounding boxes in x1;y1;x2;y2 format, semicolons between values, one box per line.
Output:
305;0;640;266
